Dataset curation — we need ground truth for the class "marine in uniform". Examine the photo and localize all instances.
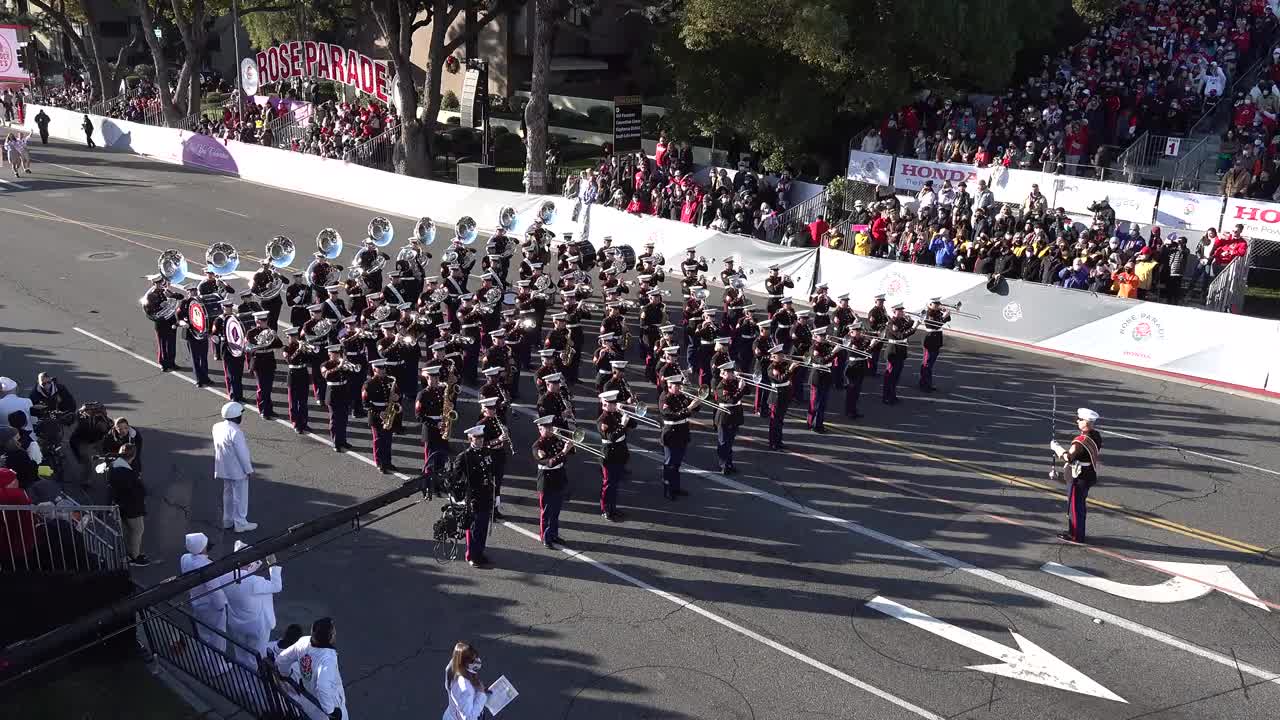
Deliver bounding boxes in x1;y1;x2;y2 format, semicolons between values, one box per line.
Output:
281;328;313;433
766;346;796;449
830;294;857;388
763;265;793;315
918;298;953;392
536;373;573;429
752;322;773;417
362;359;398;473
245;311;282;419
320;345;352;451
770;297;797;353
415;364;450;469
806;328;836;432
810;283;833;329
639;290;666;382
178;288;214;387
250;260;287;330
142;274;183;371
1052;408;1103;543
479;398;511;520
532;416;572;548
211;300;246;403
866;294;889;375
659;375;701;500
598;390;633;521
713;361;746;474
338;316;370;418
457;424;496;567
880;303;917;405
841;321;871;419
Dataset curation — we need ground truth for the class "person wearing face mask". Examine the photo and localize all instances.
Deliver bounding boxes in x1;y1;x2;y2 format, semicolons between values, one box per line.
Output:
276;617;348;720
443;641;490;720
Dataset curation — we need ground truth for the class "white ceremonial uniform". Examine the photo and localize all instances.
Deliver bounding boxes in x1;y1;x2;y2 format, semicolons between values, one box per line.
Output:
0;393;34;431
442;664;489;720
224;564;283;668
212;419;254;528
180;552;232;656
276;636;349;720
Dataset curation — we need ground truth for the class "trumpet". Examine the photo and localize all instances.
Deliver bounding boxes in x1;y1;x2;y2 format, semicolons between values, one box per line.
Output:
617;402;661;428
682;385;738;413
551;427;606;459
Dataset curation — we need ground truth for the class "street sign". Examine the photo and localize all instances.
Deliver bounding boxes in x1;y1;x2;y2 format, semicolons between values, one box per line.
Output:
1042;561;1268;611
612;95;643;153
1164;137;1181;157
867;596;1126;703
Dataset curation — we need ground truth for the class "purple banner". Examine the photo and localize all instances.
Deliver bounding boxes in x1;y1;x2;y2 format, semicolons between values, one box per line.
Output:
182;133;239;175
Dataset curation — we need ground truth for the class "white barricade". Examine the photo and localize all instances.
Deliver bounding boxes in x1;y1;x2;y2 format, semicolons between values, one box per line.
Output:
1047;175;1160;225
815;249;986;311
1156;190;1227;233
845;150;892;186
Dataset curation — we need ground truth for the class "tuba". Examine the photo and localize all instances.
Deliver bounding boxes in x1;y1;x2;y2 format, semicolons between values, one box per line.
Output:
538;200;557;225
317;228;343;260
158;249;189;284
413;217;436;245
498;206;517;233
368;216;394;247
206;242;240;276
455;216;478;245
266;235;296;268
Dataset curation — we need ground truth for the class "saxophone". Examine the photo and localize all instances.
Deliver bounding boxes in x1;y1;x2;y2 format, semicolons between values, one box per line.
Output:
383;375;401;432
441;384;456;439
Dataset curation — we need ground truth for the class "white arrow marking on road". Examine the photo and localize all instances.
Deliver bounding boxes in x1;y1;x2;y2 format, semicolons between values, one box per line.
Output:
867;596;1127;703
1043;561;1270;612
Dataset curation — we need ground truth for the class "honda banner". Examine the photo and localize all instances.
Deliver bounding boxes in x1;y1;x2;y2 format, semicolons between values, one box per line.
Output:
891;158;984;193
846;150;892;186
1223;197;1280;242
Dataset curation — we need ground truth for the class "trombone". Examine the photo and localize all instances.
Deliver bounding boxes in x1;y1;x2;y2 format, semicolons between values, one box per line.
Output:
551;427;606;459
831;341;873;359
785;355;831;372
739;372;779;393
682;385;736;413
617;402;661;428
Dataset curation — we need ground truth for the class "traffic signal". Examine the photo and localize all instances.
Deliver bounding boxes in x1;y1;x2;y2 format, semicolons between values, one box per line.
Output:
16;43;30;72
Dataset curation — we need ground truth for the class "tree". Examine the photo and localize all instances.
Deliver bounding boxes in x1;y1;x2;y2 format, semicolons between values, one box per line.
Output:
239;0;360;50
0;0;142;101
522;0;558;194
659;0;1085;167
369;0;521;178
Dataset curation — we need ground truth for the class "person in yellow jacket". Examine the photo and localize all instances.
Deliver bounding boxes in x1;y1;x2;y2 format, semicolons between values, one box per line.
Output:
1133;249;1160;300
852;229;872;256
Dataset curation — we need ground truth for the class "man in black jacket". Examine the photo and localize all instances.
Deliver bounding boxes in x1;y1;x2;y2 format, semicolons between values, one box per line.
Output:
107;444;150;566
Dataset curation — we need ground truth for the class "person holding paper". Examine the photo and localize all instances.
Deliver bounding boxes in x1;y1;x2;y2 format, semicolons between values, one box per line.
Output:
443;641;489;720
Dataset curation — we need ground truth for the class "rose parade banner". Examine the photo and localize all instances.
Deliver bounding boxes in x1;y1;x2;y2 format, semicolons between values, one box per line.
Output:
253;41;390;104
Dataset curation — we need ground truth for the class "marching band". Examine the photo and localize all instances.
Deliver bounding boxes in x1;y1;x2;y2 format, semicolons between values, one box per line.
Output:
138;207;977;566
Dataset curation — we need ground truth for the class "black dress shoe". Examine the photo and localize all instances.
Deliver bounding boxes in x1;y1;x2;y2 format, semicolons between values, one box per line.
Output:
1056;532;1085;543
334;446;344;453
379;466;390;475
674;489;689;497
492;508;507;521
543;539;556;549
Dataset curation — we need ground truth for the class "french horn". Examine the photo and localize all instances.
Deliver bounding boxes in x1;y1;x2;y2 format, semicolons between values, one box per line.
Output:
368;216;394;247
317;228;343;260
205;243;239;276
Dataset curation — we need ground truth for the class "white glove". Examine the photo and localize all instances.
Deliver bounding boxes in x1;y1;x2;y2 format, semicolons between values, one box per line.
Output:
1050;440;1065;457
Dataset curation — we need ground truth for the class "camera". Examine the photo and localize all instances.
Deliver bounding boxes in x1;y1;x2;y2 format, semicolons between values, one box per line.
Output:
433;502;473;543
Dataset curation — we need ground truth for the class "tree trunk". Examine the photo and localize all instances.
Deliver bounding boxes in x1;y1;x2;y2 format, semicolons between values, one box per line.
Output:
78;0;110;99
28;0;100;99
524;0;555;194
137;0;180;123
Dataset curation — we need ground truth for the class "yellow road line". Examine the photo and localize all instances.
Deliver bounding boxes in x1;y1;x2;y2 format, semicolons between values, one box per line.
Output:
831;425;1269;556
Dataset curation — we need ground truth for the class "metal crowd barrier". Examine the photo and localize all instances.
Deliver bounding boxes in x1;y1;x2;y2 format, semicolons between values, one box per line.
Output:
0;502;127;574
139;600;314;719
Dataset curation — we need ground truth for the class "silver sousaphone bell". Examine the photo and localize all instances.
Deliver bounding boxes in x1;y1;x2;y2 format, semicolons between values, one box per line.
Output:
538;200;557;225
368;217;394;247
413;217;436;245
498;206;517;233
316;228;343;259
266;235;296;268
158;249;188;284
455;216;478;245
205;242;240;276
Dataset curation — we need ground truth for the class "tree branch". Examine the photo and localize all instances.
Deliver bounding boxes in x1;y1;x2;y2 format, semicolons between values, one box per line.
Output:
238;3;298;15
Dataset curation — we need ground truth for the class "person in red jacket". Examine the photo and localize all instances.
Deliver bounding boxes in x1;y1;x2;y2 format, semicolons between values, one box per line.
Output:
807;215;830;247
870;212;890;256
0;468;36;571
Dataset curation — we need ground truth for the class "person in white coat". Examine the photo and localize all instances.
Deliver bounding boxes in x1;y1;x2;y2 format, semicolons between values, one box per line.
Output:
224;539;284;668
212;402;257;532
443;641;489;720
180;532;232;661
276;617;348;720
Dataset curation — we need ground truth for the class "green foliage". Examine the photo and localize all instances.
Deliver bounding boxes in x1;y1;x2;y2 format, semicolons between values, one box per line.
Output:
442;91;460;111
133;64;155;81
661;0;1074;162
1071;0;1120;24
641;113;663;135
493;131;525;164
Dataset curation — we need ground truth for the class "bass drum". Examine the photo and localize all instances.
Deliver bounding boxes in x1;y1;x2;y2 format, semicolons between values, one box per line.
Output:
569;239;597;271
610;244;637;272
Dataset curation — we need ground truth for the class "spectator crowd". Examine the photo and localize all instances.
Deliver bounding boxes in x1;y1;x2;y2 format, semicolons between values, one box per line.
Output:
860;1;1279;178
836;181;1249;305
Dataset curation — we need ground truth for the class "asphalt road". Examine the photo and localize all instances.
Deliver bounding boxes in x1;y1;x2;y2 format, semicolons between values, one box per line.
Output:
4;138;1280;719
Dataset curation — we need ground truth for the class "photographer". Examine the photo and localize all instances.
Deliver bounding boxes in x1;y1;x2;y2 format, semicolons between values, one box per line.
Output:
106;443;150;567
68;402;113;489
28;373;76;420
1088;199;1115;235
103;417;143;475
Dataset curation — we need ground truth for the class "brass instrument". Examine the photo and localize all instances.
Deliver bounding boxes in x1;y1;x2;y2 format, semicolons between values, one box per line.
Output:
831;341;873;359
158;249;189;284
785;354;831;372
739;372;779;393
206;242;240;276
383;375;401;432
441;387;458;439
681;385;735;412
305;318;336;343
617;402;661;428
317;228;344;259
245;328;279;355
550;427;606;459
